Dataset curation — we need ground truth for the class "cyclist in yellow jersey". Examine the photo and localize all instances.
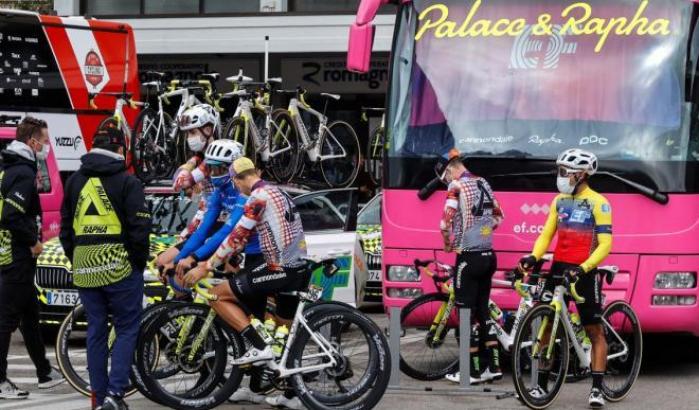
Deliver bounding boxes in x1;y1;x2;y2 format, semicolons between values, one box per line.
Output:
518;148;611;408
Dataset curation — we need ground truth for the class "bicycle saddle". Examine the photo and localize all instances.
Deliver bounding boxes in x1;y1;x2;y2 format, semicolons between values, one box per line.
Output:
361;107;385;112
146;71;166;79
597;265;618;285
199;72;220;82
267;77;283;85
321;93;341;101
143;81;161;88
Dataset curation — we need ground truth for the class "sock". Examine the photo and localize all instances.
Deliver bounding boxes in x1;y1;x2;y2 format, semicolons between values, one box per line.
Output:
470;353;480;377
537;370;550;391
488;346;500;370
241;325;267;350
592;371;604;390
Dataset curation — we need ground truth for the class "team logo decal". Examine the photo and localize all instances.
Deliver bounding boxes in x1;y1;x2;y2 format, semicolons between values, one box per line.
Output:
84;50;104;87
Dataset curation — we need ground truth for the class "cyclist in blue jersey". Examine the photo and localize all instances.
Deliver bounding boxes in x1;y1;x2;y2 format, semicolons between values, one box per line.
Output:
159;140;263;284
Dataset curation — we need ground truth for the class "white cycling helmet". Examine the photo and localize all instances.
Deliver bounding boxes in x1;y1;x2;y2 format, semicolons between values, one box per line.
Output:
205;139;243;165
179;104;219;131
556;148;598;176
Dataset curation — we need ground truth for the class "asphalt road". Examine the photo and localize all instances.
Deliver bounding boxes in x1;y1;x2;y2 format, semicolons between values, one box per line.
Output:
4;314;699;410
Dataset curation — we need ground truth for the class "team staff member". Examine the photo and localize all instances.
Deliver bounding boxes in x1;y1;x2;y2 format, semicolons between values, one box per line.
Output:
518;148;611;408
436;149;504;386
0;117;65;400
59;128;151;410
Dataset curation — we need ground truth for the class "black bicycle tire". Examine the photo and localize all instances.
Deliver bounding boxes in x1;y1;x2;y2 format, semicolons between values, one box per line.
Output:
366;127;384;186
511;304;570;410
319;121;361;188
131;108;157;183
289;307;390;410
134;303;244;410
268;110;300;184
222;116;257;165
600;300;642;402
398;292;459;381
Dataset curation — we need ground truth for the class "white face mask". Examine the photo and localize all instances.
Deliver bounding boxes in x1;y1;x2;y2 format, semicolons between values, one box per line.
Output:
34;141;50;161
187;135;206;152
556;176;575;194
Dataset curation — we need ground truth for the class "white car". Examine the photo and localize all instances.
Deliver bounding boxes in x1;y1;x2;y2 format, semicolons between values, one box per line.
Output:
292;189;382;308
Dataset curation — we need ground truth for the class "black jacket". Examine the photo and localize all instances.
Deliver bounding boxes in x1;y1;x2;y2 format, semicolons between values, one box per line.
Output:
60;149;151;273
0;142;41;280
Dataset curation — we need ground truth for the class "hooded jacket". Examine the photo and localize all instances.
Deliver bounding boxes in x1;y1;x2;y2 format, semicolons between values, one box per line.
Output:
60;148;151;287
0;141;41;280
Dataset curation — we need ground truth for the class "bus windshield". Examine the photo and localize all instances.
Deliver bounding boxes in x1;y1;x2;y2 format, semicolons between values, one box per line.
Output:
386;0;699;193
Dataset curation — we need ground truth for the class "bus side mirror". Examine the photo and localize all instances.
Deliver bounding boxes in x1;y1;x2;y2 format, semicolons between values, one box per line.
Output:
347;22;375;73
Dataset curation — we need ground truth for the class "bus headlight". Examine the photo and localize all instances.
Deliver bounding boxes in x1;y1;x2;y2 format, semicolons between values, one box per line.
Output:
387;288;423;299
654;272;696;289
652;295;696;306
387;266;419;282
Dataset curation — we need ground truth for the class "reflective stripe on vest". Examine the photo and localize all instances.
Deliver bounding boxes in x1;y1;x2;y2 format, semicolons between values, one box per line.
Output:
0;171;11;266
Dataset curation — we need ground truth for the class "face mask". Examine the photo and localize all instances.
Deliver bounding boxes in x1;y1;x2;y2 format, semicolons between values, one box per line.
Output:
187;135;206;152
35;141;50;160
556;176;576;195
210;174;230;189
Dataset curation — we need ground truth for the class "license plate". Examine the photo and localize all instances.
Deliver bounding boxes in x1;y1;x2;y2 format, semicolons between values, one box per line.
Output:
368;270;382;282
46;290;81;306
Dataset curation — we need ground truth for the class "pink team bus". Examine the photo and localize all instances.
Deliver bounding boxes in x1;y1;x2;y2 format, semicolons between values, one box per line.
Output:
348;0;699;335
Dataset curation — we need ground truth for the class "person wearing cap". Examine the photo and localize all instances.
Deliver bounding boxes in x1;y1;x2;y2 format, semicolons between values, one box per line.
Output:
0;117;65;400
435;149;504;386
59;127;151;410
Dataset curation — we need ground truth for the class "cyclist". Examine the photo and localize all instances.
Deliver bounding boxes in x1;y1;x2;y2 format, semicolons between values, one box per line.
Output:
518;148;611;408
435;149;504;385
157;104;219;267
181;156;307;360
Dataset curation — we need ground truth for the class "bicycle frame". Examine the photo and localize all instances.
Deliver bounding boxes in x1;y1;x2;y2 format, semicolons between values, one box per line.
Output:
230;93;293;164
287;97;347;163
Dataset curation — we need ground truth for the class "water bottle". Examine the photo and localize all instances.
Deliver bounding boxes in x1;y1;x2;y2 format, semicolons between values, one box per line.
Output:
272;325;289;357
251;318;274;345
488;299;503;321
264;318;277;335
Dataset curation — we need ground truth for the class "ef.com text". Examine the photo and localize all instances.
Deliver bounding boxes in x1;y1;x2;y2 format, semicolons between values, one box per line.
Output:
513;222;545;234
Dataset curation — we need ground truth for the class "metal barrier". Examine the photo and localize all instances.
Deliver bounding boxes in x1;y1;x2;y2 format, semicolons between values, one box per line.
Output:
386;306;514;398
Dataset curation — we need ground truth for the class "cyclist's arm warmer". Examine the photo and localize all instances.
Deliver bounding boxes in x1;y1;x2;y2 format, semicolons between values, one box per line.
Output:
192;195;246;262
439;182;460;242
532;196;559;260
207;195;265;270
174;190;220;263
580;198;613;273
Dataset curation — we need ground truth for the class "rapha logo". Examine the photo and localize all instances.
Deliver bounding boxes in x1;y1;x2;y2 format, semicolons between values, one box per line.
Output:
520;203;550;215
510;25;577;70
84;50;105;87
528;134;562;146
55;135;83;150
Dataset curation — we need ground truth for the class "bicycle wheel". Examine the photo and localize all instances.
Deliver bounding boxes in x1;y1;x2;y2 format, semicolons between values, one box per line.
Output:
55;304;139;398
399;293;460;381
268;111;299;184
511;304;570;410
366;127;384;186
132;109;176;183
222;116;256;165
288;306;390;410
319;121;360;188
601;300;642;402
134;303;244;410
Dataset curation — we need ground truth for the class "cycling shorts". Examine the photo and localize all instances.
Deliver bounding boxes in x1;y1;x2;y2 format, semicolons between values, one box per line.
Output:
229;263;309;320
543;262;602;326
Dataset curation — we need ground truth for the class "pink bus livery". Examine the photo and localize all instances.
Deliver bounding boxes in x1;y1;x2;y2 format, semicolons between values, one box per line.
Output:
349;0;699;336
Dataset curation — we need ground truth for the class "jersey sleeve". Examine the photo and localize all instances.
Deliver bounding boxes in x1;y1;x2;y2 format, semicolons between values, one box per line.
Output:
532;196;559;260
207;190;266;270
174;190;220;263
580;196;613;272
192;194;246;262
439;181;461;244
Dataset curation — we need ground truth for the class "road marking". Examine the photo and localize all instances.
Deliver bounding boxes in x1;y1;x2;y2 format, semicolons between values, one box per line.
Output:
7;364;40;371
0;393;88;410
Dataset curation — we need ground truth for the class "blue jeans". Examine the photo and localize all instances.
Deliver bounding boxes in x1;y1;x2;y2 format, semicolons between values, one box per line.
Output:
78;271;143;406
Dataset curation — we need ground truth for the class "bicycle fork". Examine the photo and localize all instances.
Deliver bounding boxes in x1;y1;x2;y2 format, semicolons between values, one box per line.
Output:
429;294;455;345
